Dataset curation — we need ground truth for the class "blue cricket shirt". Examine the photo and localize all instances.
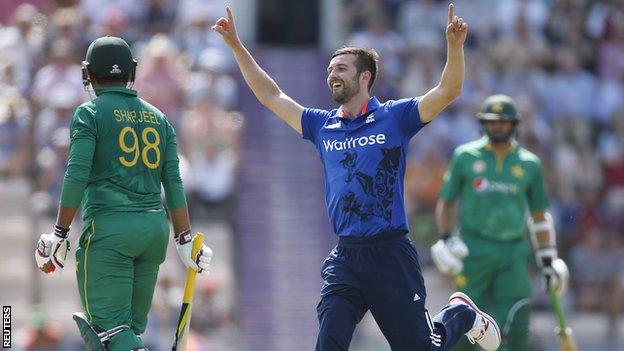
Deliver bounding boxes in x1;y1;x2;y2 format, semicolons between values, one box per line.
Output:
301;96;426;237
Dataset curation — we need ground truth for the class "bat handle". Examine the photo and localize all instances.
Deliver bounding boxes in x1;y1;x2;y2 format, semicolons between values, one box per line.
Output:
182;233;204;302
191;232;204;259
549;289;568;329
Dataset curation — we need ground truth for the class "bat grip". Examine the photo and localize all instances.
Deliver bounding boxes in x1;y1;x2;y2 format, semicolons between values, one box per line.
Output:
191;233;204;258
182;233;204;303
549;289;567;329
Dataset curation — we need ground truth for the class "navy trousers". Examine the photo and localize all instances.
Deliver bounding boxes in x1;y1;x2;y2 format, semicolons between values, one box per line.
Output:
316;232;475;351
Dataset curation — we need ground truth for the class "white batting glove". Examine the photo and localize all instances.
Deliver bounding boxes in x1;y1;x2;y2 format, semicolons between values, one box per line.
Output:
35;225;70;274
541;257;569;296
445;236;469;259
431;235;469;275
534;245;558;268
174;230;213;273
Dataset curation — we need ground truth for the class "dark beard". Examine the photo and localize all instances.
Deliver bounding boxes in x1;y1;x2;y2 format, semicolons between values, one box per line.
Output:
332;79;360;104
483;123;517;144
486;129;515;144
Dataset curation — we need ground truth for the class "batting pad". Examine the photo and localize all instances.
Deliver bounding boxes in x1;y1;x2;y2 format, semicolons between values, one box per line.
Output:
73;312;129;351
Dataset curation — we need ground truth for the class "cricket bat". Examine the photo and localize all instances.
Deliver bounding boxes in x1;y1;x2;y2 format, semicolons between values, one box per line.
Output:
548;289;578;351
172;232;204;351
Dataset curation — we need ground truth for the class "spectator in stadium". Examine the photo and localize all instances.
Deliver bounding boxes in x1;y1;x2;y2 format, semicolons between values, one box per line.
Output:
30;39;86;111
134;34;186;126
0;87;30;178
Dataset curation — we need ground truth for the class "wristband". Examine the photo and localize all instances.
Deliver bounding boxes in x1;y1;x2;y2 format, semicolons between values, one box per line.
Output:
175;230;192;245
54;225;70;239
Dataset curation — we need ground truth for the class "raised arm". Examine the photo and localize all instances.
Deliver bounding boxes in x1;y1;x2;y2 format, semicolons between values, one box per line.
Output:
212;7;304;133
418;3;467;123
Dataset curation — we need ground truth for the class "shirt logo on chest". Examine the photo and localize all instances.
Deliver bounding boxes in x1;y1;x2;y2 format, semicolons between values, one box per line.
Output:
365;113;375;124
473;160;486;173
473;176;519;194
473;177;489;193
322;134;386;152
511;165;524;178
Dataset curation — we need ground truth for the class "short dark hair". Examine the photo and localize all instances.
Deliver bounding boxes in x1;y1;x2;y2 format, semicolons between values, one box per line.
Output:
331;47;379;93
92;73;130;86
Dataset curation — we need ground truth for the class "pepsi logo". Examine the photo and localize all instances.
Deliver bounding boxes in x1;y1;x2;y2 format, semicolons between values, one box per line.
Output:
473;177;489;192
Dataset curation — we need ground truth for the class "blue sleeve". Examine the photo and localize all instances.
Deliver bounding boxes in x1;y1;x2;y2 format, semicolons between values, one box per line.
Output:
301;107;330;144
389;97;426;140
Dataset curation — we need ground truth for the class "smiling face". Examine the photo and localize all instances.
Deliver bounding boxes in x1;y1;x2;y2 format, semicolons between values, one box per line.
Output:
326;54;363;104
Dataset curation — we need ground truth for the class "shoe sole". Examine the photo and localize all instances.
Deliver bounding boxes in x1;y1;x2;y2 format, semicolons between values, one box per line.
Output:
449;292;501;349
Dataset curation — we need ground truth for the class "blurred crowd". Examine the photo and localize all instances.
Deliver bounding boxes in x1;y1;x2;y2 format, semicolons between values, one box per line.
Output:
0;0;244;224
342;0;624;330
0;0;242;349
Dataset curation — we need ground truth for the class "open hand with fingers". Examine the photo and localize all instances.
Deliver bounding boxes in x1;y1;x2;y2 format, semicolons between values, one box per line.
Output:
212;6;240;48
445;3;468;47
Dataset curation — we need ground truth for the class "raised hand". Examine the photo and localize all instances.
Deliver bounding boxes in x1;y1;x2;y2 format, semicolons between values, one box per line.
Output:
445;3;468;47
212;6;240;47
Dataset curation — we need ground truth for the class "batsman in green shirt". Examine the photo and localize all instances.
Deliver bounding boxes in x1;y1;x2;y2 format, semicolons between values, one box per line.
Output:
33;36;213;351
431;95;570;351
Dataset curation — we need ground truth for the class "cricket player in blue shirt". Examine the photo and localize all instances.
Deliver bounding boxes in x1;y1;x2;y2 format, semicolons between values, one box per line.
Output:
214;4;501;351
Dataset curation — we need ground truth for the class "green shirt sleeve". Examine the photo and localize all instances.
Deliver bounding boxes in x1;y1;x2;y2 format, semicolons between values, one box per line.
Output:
60;106;97;208
161;121;187;209
526;158;549;213
439;149;464;201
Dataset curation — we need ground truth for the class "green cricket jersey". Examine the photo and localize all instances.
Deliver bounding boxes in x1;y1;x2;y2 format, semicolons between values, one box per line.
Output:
60;87;186;220
439;137;548;241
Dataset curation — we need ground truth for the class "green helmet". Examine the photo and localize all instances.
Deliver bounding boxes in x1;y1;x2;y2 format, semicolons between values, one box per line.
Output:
476;94;520;122
82;36;137;85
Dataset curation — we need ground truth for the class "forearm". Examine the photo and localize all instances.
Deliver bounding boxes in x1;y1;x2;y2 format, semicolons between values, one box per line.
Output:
230;41;282;106
55;205;78;229
530;211;559;268
438;43;464;98
162;134;188;210
418;43;465;122
435;199;455;237
532;211;555;247
169;206;191;235
59;176;88;208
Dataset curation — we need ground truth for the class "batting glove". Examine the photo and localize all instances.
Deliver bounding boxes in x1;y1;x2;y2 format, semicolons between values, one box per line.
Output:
540;257;569;296
35;225;70;274
431;234;469;275
534;245;558;268
174;230;213;273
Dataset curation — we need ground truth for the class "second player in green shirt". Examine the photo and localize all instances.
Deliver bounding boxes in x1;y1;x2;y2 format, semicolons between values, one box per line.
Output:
431;95;570;351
